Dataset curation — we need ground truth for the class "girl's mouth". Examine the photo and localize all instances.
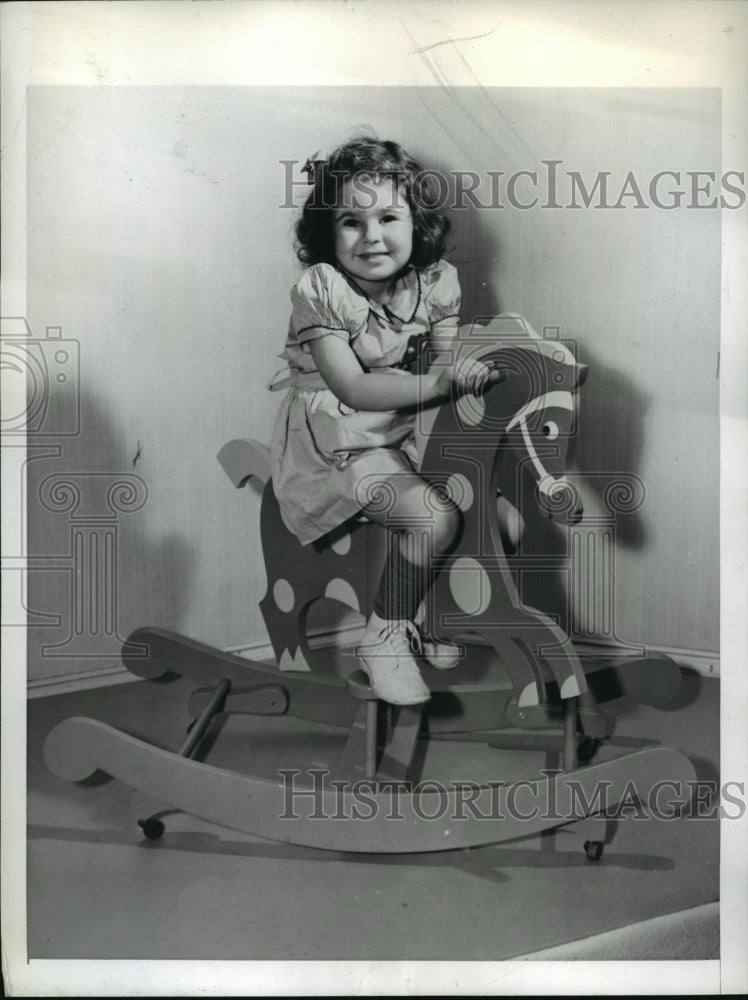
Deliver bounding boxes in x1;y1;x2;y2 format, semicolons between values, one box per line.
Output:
359;252;389;260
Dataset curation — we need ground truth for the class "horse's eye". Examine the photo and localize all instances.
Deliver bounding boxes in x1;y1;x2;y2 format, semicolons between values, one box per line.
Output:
542;421;559;440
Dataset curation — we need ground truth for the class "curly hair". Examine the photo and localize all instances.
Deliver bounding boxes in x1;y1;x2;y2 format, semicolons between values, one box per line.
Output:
295;136;451;271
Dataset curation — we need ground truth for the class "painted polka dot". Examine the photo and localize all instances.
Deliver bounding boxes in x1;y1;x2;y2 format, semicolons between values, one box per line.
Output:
448;557;491;616
445;473;474;512
273;578;295;613
330;532;352;555
324;577;361;613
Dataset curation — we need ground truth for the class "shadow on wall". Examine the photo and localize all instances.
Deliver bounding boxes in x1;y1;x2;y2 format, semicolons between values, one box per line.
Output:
428;152;505;323
504;345;650;635
24;381;194;684
433;191;652;634
571;340;651;553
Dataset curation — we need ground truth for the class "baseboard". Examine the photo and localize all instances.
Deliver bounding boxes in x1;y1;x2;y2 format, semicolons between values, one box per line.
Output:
25;619;360;699
27;622;719;699
572;638;719;678
26;662;144;699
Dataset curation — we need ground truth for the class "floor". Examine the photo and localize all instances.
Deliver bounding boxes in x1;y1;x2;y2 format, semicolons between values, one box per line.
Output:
25;652;720;967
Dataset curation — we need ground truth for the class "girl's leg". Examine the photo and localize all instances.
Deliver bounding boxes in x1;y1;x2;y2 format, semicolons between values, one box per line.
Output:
357;472;462;704
364;470;461;618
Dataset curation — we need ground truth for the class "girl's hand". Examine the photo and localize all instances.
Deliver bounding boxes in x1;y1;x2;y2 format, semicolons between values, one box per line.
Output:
435;358;503;398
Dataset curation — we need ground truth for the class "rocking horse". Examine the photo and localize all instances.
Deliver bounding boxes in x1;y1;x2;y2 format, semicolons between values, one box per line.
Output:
43;315;695;856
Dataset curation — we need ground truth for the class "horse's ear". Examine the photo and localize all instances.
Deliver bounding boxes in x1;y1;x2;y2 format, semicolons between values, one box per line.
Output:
575;363;589;388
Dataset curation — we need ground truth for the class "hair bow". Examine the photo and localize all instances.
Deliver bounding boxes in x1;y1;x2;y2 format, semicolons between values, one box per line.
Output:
302;150;328;185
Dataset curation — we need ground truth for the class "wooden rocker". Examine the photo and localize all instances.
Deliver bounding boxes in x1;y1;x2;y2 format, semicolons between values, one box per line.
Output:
44;315;695;857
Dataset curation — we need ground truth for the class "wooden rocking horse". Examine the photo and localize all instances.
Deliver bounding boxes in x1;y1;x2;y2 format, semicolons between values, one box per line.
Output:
43;315;695;856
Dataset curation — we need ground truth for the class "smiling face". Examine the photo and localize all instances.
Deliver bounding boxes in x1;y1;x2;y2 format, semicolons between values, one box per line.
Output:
333;176;413;295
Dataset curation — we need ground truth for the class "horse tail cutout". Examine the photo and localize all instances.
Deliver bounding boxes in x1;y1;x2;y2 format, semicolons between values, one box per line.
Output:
218;438;272;490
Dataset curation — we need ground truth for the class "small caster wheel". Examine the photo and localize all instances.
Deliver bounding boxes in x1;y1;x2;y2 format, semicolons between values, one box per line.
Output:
138;817;165;841
584;839;603;861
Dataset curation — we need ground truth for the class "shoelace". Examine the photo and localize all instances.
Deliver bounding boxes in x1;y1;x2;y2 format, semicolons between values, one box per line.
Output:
376;619;422;656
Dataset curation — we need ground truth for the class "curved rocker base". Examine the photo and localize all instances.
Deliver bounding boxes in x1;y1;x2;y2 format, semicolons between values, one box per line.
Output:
43;716;696;855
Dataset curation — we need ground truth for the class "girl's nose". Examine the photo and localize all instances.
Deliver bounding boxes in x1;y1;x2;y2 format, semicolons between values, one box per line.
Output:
362;220;382;243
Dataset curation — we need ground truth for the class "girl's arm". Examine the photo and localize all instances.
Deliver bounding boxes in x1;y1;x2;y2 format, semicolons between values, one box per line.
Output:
309;335;498;412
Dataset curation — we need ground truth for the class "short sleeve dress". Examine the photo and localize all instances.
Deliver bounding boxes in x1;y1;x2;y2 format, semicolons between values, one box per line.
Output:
269;259;461;545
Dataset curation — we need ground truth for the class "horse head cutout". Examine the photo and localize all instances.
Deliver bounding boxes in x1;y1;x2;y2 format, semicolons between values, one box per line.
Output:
414;314;588;707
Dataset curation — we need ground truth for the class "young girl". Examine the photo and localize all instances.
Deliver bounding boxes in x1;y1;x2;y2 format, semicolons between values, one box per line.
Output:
270;137;499;706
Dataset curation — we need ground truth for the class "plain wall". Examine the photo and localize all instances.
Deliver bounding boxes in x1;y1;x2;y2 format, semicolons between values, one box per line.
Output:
25;86;720;682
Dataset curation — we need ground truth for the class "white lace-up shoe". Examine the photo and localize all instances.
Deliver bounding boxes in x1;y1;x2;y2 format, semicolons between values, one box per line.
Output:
357;616;431;705
418;631;461;671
